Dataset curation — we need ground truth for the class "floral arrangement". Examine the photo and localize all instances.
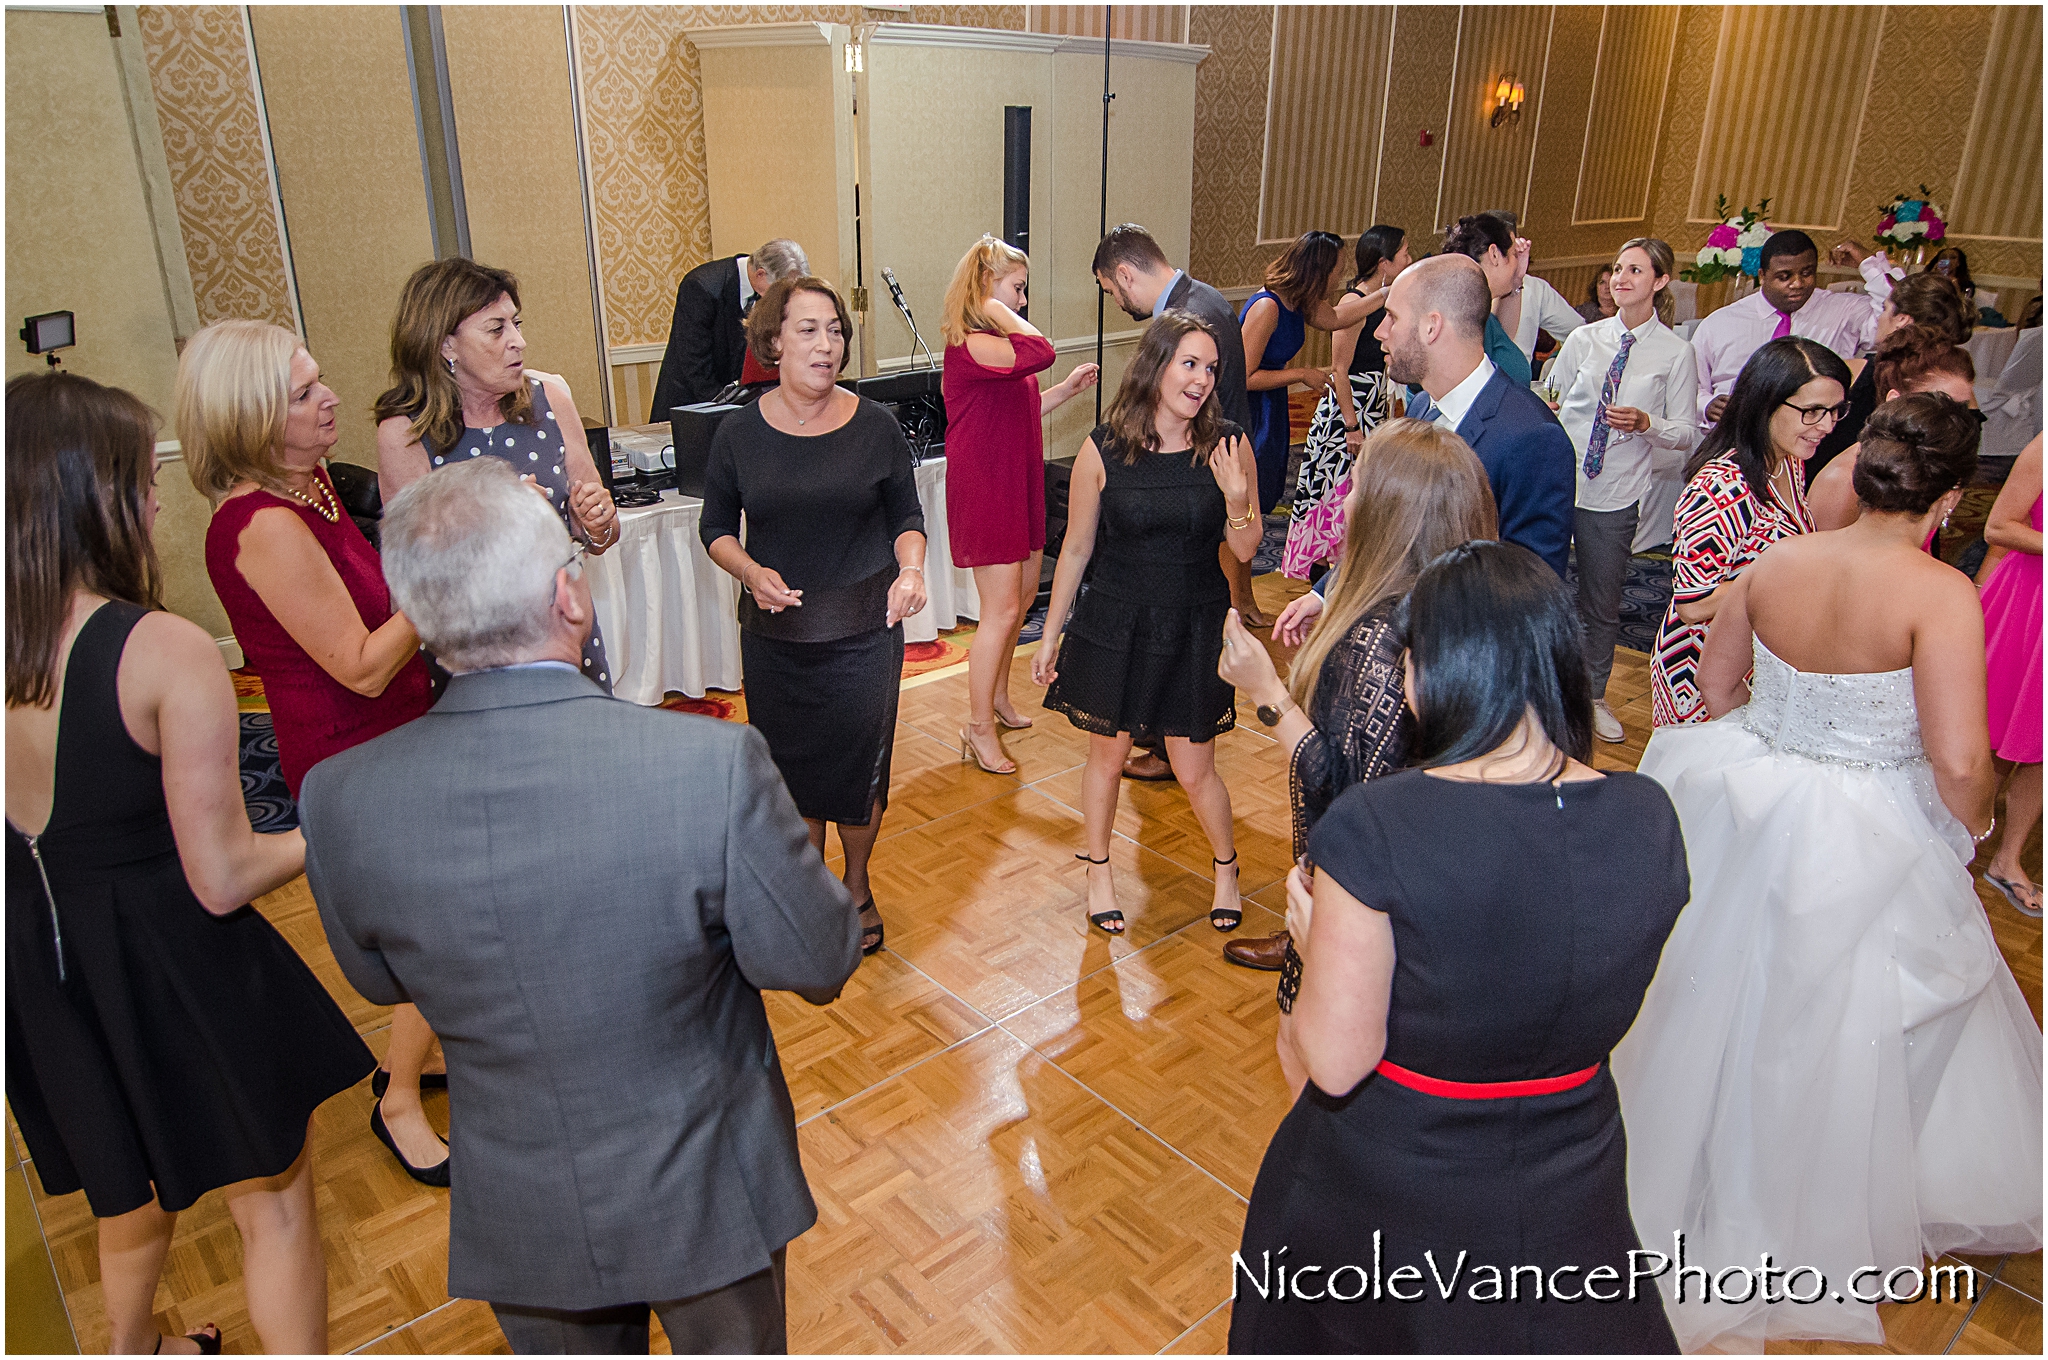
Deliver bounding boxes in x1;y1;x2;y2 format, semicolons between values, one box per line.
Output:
1681;195;1773;284
1875;185;1947;255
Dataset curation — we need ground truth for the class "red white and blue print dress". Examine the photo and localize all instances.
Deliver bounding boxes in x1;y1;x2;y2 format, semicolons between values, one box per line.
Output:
1650;455;1811;726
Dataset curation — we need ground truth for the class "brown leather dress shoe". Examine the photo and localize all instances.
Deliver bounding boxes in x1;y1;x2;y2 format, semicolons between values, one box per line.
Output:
1122;750;1177;782
1223;930;1290;971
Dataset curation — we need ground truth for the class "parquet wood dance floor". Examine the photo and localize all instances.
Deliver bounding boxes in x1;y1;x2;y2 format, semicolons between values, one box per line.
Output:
9;572;2041;1354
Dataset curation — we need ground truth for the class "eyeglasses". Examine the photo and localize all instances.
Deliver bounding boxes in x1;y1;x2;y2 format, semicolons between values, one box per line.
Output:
1779;400;1853;425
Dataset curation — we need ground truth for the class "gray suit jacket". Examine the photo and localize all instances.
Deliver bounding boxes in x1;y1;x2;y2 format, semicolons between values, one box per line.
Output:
299;665;860;1311
1165;272;1255;433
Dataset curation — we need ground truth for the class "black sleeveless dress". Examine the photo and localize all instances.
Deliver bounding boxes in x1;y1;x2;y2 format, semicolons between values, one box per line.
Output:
5;603;373;1217
1043;423;1241;744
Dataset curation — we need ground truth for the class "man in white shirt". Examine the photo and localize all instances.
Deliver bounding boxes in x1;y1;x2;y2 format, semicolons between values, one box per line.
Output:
1692;230;1899;427
1549;241;1701;741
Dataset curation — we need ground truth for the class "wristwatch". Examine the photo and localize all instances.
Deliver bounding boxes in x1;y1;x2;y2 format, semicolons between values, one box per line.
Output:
1256;695;1295;727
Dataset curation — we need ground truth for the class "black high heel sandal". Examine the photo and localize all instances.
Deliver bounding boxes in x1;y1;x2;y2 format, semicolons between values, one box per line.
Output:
1210;853;1243;932
155;1325;222;1354
1077;853;1124;934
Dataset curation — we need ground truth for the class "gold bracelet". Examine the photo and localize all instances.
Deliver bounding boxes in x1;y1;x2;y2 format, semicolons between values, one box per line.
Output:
1227;506;1257;530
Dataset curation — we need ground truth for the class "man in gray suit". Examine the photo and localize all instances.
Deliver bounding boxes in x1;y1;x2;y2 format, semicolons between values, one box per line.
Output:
300;457;860;1354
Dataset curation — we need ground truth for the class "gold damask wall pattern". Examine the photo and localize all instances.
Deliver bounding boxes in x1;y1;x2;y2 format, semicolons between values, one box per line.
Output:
136;4;294;330
1187;3;1273;290
1952;4;2042;248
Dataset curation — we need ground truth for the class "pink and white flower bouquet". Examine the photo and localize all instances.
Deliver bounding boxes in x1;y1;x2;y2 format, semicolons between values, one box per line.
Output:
1875;185;1947;256
1682;196;1774;284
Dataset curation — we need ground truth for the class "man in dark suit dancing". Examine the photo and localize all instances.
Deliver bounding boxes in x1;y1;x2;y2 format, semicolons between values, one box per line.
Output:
300;457;859;1354
649;238;808;417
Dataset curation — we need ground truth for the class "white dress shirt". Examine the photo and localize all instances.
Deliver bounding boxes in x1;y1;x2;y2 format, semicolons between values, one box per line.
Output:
1506;276;1587;360
1429;356;1498;433
1552;313;1700;512
1691;254;1900;424
737;255;756;313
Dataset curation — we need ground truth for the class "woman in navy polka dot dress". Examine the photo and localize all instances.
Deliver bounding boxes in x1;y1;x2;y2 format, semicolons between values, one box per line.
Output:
375;259;620;693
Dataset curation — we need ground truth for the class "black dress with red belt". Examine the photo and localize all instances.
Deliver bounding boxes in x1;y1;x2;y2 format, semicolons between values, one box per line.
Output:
1231;769;1689;1354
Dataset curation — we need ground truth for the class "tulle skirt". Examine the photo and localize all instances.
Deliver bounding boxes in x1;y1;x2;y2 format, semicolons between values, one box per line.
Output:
1612;718;2042;1351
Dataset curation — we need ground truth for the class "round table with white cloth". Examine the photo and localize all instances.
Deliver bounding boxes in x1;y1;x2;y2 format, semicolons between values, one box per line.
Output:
585;455;982;705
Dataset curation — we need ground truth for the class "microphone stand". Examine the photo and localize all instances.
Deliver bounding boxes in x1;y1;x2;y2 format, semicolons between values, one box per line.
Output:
896;298;938;371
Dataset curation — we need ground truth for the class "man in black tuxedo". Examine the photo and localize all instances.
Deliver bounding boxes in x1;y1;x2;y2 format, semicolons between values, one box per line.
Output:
649;239;807;418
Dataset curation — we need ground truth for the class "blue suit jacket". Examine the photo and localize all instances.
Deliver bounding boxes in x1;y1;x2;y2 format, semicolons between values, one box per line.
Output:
1408;370;1575;578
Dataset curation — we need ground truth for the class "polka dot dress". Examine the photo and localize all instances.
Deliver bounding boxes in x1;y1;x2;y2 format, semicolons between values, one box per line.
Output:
430;376;612;694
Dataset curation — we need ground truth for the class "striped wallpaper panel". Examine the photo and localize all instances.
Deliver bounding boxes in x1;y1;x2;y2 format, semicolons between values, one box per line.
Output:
1026;5;1187;43
610;360;660;429
1689;6;1885;227
1258;5;1395;243
1437;4;1556;232
1572;5;1678;224
1952;4;2042;243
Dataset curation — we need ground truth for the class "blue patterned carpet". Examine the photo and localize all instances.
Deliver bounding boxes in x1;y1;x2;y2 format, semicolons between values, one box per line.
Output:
240;713;298;832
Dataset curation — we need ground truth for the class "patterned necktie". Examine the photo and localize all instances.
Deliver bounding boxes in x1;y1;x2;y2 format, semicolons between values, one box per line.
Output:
1771;309;1792;340
1583;331;1635;478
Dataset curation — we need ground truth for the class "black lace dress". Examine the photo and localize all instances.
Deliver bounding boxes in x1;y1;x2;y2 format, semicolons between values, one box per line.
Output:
1289;597;1414;861
1044;424;1242;744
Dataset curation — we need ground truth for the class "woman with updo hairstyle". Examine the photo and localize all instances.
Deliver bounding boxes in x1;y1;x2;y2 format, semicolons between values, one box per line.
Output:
1808;329;1977;531
1617;391;2040;1352
11;371;371;1353
938;233;1098;775
1441;212;1539;387
1230;539;1688;1354
700;276;929;957
1811;269;1976;478
375;256;619;694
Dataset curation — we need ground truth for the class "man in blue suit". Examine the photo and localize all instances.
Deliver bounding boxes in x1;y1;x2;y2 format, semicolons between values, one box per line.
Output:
1385;255;1575;576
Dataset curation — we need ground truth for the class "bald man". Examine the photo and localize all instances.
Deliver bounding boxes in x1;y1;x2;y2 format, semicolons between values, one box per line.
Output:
1378;255;1575;576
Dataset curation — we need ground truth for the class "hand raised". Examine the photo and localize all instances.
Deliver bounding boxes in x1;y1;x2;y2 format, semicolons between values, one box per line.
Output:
1216;608;1280;692
744;564;803;612
1067;362;1100;393
1272;590;1323;648
1211;434;1254;509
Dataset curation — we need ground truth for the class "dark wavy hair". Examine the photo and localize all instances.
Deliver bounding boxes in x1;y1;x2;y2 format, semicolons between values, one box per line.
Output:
1442;212;1515;263
374;258;533;459
1264;230;1344;315
1853;392;1980;514
1871;326;1974;399
6;373;163;707
1888;271;1975;344
1101;309;1224;467
1400;540;1593;771
1352;224;1406;287
1687;337;1852;499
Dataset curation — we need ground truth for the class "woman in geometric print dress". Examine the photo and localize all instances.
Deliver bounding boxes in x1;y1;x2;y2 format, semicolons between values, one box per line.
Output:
376;257;620;694
1651;338;1850;725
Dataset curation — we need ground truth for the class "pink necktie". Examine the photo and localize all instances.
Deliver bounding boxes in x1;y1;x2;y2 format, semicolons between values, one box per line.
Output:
1772;310;1792;340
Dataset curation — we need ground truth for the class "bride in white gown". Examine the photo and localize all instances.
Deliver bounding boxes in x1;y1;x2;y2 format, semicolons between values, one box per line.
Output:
1613;393;2043;1352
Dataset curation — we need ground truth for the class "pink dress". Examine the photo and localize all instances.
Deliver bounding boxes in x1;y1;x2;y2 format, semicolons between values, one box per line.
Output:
1980;497;2042;763
940;332;1056;567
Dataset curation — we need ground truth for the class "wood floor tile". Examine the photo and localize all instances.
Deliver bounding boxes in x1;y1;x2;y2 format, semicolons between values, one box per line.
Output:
769;948;991;1123
1953;1280;2045;1353
254;876;393;1035
866;788;1223;1022
1159;1299;1231;1353
787;1028;1247;1354
1999;1250;2042;1300
353;1297;509;1354
1002;911;1291;1198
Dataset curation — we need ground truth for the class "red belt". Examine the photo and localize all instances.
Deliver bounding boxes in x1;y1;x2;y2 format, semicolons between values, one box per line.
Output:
1374;1059;1602;1100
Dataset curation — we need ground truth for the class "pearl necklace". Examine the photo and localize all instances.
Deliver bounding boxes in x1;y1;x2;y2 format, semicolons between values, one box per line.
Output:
279;474;340;524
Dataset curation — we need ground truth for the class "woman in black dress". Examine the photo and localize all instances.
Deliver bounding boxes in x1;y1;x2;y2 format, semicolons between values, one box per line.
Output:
5;373;372;1354
1216;419;1496;986
701;278;927;957
1031;311;1264;935
1807;269;1974;483
1230;541;1688;1354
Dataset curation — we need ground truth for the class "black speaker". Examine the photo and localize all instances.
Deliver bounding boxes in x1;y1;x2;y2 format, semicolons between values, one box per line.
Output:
1003;106;1031;255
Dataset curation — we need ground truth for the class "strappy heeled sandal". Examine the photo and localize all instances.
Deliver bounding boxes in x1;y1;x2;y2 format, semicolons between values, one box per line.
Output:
959;723;1018;775
1077;853;1124;934
155;1324;222;1354
1210;852;1243;932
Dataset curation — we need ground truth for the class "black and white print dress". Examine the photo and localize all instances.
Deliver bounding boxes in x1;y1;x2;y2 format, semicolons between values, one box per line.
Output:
426;374;613;694
1290;298;1391;524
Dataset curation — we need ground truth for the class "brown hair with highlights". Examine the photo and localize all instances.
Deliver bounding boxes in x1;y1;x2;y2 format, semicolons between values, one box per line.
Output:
374;257;533;459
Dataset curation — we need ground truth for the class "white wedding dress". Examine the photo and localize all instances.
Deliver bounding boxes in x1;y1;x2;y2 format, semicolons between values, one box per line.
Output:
1613;639;2042;1352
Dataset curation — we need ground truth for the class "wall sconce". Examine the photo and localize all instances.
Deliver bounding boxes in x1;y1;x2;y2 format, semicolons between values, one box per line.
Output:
1490;74;1525;128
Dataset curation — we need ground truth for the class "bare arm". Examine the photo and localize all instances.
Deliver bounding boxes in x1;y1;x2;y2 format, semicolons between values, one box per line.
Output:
1806;447;1863;533
235;506;420;697
125;611;305;913
1214;434;1264;562
1697;572;1757;717
1308;284;1389;332
1030;438;1106;686
1216;607;1315;757
534;373;621;556
1328;319;1365;430
1912;573;1997;837
1240;298;1327;394
1984;434;2042;554
1288;869;1397;1097
375;415;433;505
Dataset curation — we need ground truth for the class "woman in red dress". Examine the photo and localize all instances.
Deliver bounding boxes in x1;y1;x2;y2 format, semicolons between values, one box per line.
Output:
940;235;1098;773
183;321;449;1189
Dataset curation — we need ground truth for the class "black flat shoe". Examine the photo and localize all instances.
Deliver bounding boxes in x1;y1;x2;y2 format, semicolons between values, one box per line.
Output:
857;899;885;956
371;1099;450;1188
371;1067;449;1099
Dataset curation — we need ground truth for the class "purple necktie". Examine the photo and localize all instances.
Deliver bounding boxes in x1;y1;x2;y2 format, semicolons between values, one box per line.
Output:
1771;309;1792;340
1584;331;1635;478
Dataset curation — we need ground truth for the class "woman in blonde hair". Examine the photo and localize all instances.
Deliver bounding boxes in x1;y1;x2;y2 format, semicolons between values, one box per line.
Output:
375;257;619;693
185;321;448;1189
1546;236;1697;744
1216;420;1496;991
940;234;1098;773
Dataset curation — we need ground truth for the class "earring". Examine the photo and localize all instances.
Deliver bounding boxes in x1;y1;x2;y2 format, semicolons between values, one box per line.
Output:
446;357;456;374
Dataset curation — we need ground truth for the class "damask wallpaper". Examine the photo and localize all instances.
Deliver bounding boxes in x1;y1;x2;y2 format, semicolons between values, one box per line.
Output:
136;5;294;330
575;5;1028;351
1186;4;1271;290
